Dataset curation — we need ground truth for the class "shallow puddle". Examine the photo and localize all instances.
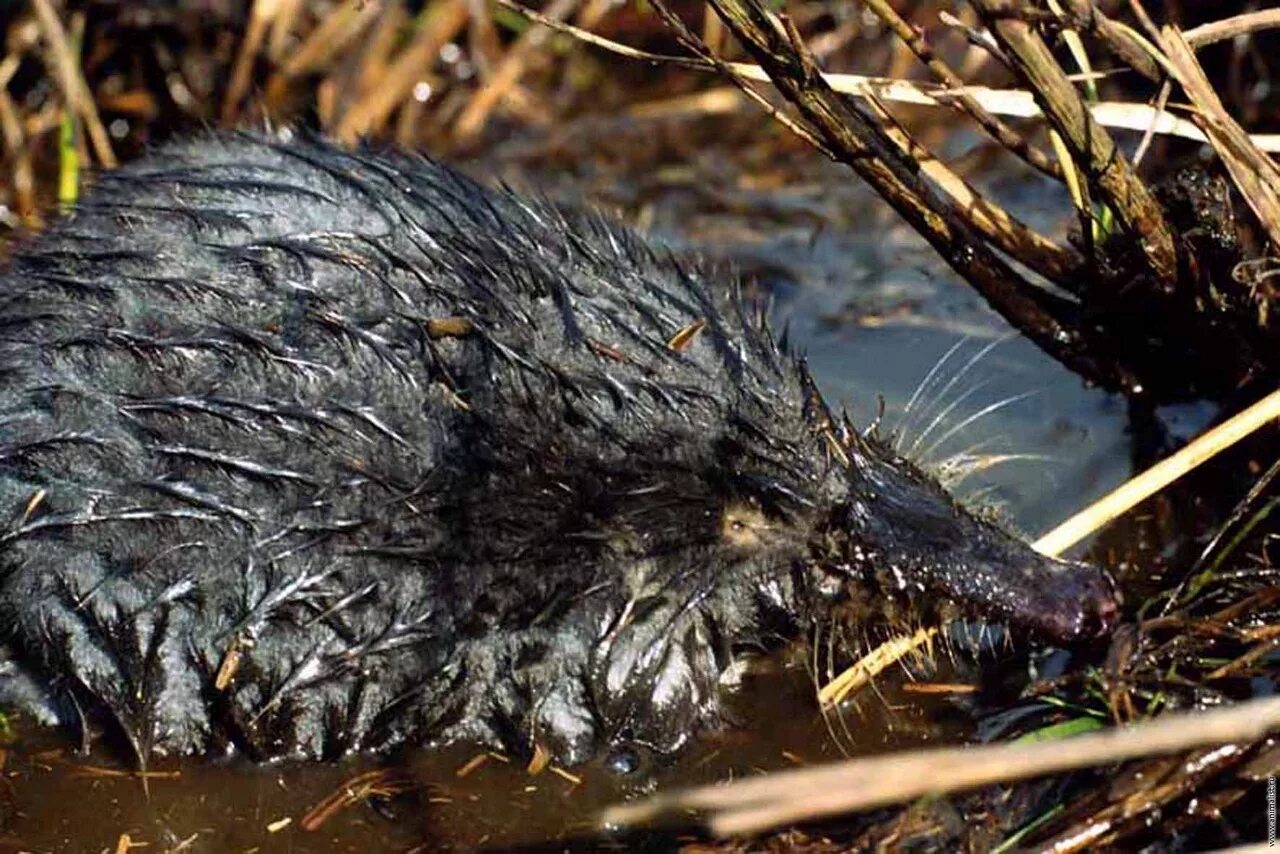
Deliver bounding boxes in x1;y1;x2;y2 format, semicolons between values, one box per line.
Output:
1;652;1001;851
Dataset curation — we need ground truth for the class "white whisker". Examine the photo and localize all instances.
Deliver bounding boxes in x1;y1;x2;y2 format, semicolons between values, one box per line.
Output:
894;337;968;451
942;452;1052;489
906;378;993;459
918;389;1041;462
902;333;1015;456
932;437;1001;480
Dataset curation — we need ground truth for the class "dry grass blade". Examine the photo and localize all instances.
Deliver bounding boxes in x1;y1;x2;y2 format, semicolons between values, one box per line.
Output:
335;0;469;142
816;626;936;709
640;0;834;155
0;57;35;224
1035;388;1280;555
1183;9;1280;47
493;1;1280;152
274;0;382;84
223;0;285;123
29;0;114;168
602;696;1280;835
1159;26;1280;249
453;0;579;145
267;0;303;60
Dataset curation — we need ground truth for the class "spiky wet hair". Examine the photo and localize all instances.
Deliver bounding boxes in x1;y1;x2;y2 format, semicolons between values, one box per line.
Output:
0;132;1116;766
0;131;856;763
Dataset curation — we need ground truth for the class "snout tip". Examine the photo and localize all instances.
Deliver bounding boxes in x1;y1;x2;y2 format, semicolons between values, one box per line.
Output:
1032;561;1123;644
1088;572;1124;637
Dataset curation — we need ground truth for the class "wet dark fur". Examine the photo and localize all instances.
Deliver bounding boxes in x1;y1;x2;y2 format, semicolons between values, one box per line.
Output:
0;133;1117;765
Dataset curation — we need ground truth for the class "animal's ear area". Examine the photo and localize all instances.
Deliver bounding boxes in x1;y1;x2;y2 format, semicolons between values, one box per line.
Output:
797;358;872;470
721;473;815;529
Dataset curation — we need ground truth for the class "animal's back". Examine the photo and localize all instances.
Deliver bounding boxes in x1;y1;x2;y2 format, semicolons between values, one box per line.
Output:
0;133;805;761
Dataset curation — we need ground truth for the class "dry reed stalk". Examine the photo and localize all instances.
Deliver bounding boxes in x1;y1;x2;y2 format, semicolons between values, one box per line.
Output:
29;0;114;168
264;0;382;109
355;3;414;99
266;0;303;61
335;0;469;142
816;626;935;709
223;0;284;122
452;0;580;145
1158;26;1280;250
0;53;34;223
603;696;1280;835
970;0;1176;287
1035;384;1280;555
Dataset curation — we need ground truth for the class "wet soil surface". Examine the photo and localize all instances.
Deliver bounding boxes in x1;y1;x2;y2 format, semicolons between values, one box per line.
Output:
4;660;981;851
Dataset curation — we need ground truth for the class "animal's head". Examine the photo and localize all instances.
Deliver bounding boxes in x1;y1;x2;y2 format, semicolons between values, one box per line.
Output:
485;358;1119;766
431;193;1120;766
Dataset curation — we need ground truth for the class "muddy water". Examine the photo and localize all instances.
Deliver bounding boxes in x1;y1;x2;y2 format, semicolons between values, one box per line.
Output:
2;656;978;851
0;130;1157;851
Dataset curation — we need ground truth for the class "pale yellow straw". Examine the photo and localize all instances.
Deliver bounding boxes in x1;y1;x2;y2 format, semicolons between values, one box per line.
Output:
1034;387;1280;556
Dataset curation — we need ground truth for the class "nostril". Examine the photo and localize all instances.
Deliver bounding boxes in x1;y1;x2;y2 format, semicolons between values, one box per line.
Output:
1088;570;1123;637
1038;566;1123;642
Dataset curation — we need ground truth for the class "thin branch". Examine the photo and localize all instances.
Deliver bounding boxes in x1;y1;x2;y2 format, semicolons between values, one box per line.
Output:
859;0;1063;180
687;0;1143;391
1131;80;1171;166
492;1;1280;153
971;0;1178;288
223;0;285;122
866;91;1084;286
641;0;834;157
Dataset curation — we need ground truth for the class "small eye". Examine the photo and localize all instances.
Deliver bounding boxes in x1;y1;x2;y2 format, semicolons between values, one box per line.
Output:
721;501;770;547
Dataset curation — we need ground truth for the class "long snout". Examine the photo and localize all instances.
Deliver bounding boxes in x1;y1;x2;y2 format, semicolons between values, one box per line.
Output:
844;452;1122;644
926;536;1121;643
